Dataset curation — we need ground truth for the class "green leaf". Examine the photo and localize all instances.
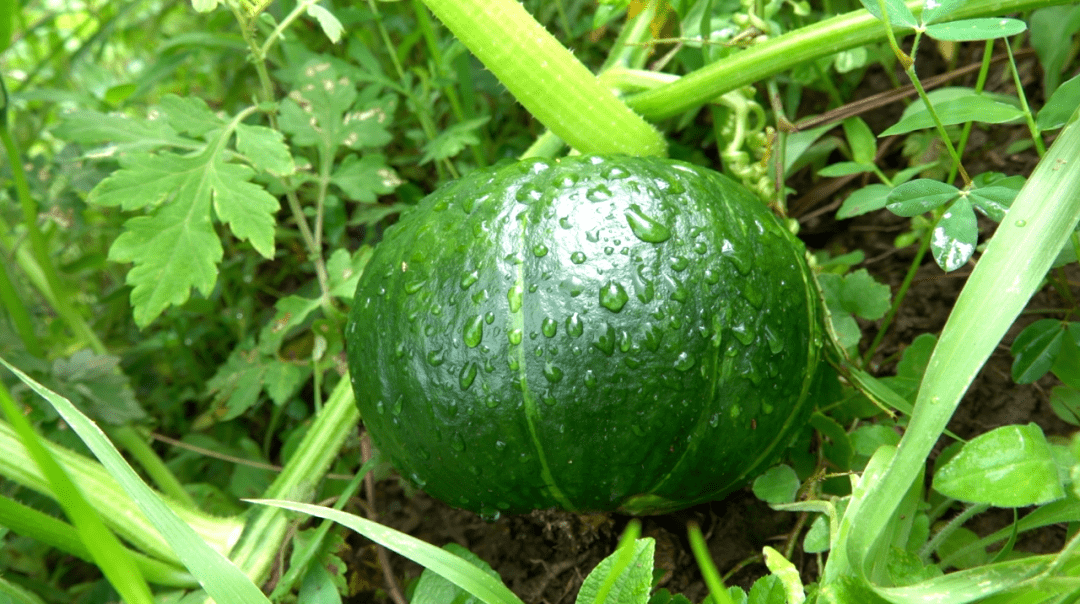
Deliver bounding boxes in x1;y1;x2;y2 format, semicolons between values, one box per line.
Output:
327;247;373;299
306;4;344;44
1037;73;1080;132
804;515;830;554
205;347;266;423
159;94;225;137
50;351;146;425
1050;385;1080;426
881;333;937;400
420;117;490;164
837;184;891;219
839;269;892;320
924;17;1027;41
930;196;977;272
884;548;942;586
1010;319;1065;383
851;425;902;458
1051;323;1080;390
811;413;853;472
746;574;786;604
278;60;392;151
859;0;917;29
54;110;197;152
919;0;966;25
933;423;1065;507
752;465;800;504
843;117;877;165
1030;5;1080;98
969;185;1020;222
881;89;1023;136
208;162;279;258
763;547;804;604
818;162;875;178
264;361;305;406
576;538;654;604
258;295;323;354
330;154;402;202
235;123;296;175
413;543;501;604
886;179;960;216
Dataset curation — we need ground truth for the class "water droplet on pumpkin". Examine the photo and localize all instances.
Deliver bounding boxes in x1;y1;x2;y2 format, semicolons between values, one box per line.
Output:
559;216;572;229
669;256;690;272
625;204;672;243
593;323;616;356
709;413;720;427
693;241;708;254
533;243;549;257
395;342;406;358
566;313;584;338
584;369;597;387
495;440;507;450
459;362;478;390
764;324;784;354
484;396;499;408
508;329;523;345
404;279;426;294
463;315;484;347
485;311;495;324
586;230;601;243
375;400;385;414
570;251;587;264
721;239;751;275
542;317;557;337
391;395;404;415
460;270;479;289
451;434;466;452
599;281;629;312
673;352;695;371
732;323;755;346
426;349;445;366
586;184;612;202
704;268;720;284
507;284;523;312
543;362;564;383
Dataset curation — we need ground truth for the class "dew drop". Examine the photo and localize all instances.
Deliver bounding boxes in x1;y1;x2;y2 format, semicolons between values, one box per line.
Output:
584;369;598;387
559;216;572;229
542;317;558;337
625;204;672;243
495;440;507;450
508;329;523;345
570;251;587;264
426;349;445;366
485;311;495;324
459;362;478;390
463;315;484;348
599;281;629;312
450;434;466;452
507;283;523;313
484;396;499;408
586;230;601;243
587;184;613;202
708;413;720;427
763;323;784;354
1015;219;1027;227
391;395;404;415
395;342;406;358
460;270;479;289
593;323;617;356
693;241;708;254
566;313;584;338
732;323;755;346
673;352;695;371
533;243;549;257
669;256;690;272
704;268;720;284
404;279;426;294
375;400;385;415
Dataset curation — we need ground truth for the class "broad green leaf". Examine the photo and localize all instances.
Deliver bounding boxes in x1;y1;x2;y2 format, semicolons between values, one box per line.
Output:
577;538;654;604
746;574;786;604
1050;385;1080;426
1051;323;1080;390
969;185;1020;222
843;117;877;165
924;17;1027;41
763;547;804;604
251;500;525;604
812;413;853;471
1030;6;1080;98
0;359;269;604
851;425;902;458
1010;319;1064;383
886;179;959;216
919;0;966;25
881;89;1023;136
235;123;296;175
327;247;373;299
752;465;800;504
89;153;199;210
207;162;279;258
54;110;198;152
306;4;344;43
1037;73;1080;132
837;184;891;219
413;543;502;604
159;94;225;137
859;0;917;29
330;154;402;202
818;162;875;178
933;423;1065;507
931;196;977;272
839;269;892;320
804;515;830;553
880;333;937;400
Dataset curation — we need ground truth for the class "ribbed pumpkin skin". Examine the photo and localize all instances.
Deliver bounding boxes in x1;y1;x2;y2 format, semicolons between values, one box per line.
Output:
346;155;822;517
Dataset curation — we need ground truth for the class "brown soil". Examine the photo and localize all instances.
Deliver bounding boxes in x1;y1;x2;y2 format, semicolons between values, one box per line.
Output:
343;44;1072;604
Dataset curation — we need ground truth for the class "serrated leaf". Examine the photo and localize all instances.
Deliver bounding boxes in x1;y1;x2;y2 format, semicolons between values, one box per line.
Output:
881;91;1023;136
279;61;392;151
205;347;266;422
837;184;891;219
108;189;223;328
1011;319;1064;383
264;361;304;405
860;0;917;28
919;0;966;25
306;4;343;44
886;179;959;216
54;110;197;152
1037;73;1080;131
818;161;875;178
843;117;877;165
258;295;323;354
51;351;147;424
932;423;1064;507
88;153;199;210
330;154;401;202
840;268;892;320
420;117;490;164
327;247;373;299
208;162;278;258
235;123;296;175
925;17;1027;41
159;94;225;137
931;196;977;272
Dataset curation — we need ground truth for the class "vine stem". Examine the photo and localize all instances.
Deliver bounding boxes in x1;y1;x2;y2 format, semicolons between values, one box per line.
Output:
420;0;667;157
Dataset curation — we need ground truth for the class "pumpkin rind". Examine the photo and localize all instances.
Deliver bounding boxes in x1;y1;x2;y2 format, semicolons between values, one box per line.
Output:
346;155;823;517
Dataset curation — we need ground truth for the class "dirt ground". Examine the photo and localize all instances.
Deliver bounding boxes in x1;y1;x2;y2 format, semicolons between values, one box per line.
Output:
344;48;1073;604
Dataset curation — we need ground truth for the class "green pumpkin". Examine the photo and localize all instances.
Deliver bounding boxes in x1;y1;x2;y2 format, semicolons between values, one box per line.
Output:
346;155;823;517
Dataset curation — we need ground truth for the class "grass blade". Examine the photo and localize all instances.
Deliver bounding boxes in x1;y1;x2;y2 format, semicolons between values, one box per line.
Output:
0;357;272;604
250;499;527;604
